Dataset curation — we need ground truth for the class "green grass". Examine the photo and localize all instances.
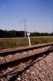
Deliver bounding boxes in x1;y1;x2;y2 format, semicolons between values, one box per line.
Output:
0;36;53;50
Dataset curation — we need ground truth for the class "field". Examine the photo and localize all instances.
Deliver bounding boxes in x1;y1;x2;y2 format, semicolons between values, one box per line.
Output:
0;36;53;50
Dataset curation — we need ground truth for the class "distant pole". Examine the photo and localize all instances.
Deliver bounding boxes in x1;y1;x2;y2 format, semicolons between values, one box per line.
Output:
19;19;26;37
24;19;26;37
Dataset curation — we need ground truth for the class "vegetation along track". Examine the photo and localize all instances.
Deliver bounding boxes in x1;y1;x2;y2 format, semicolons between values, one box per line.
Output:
0;42;53;81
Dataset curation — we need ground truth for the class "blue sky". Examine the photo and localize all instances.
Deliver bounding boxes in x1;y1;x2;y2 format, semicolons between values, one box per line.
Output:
0;0;53;33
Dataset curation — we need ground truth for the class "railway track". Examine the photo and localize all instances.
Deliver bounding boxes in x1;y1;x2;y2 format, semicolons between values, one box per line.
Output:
0;43;53;81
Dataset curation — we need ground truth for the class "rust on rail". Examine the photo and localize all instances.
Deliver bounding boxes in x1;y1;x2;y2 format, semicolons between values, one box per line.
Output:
0;42;53;56
0;45;53;70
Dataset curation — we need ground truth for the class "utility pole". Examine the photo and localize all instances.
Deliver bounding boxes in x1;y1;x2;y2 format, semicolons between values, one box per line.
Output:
19;19;26;37
24;19;26;37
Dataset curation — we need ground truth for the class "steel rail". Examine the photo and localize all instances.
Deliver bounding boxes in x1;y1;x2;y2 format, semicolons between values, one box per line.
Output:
0;42;53;56
0;46;53;71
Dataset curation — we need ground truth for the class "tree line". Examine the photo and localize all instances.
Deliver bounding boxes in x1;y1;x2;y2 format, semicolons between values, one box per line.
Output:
31;32;53;37
0;29;53;38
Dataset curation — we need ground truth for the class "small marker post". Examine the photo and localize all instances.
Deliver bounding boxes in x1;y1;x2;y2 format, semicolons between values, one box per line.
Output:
27;32;31;46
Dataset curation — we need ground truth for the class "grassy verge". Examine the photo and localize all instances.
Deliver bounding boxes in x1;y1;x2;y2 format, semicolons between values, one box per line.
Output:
0;36;53;50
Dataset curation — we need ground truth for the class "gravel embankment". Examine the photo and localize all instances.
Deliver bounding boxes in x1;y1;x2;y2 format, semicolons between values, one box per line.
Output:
16;52;53;81
0;52;53;81
0;46;53;81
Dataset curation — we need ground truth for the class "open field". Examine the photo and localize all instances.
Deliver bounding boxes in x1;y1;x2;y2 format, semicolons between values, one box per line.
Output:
0;36;53;50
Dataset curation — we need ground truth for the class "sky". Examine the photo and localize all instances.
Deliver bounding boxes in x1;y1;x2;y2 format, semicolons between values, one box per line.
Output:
0;0;53;33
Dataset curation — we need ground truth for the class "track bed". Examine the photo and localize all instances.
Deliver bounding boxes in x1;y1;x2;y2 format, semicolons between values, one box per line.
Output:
0;43;53;81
